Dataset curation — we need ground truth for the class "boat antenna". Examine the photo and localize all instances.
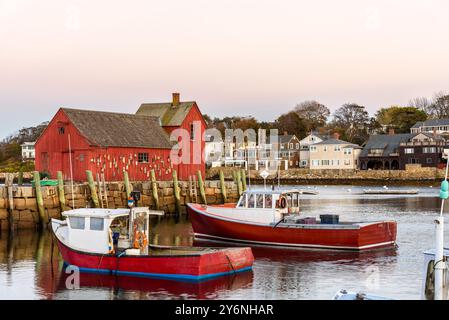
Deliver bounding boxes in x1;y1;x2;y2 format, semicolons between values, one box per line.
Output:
435;153;449;300
68;134;75;209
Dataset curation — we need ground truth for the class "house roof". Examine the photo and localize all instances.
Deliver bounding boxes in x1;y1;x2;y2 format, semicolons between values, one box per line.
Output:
313;138;361;148
278;135;297;144
360;134;413;157
412;118;449;128
413;132;445;141
136;102;196;126
62;108;173;149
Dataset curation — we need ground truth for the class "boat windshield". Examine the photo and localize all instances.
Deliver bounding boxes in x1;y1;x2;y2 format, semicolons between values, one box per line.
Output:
237;192;274;209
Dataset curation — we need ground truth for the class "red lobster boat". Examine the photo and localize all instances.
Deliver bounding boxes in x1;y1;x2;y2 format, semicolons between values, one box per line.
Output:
187;189;397;251
51;207;253;281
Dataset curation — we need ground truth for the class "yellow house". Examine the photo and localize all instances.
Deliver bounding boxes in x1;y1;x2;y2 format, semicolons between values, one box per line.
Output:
309;135;362;170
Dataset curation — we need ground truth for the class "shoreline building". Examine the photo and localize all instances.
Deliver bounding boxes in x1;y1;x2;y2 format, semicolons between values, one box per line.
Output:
410;119;449;135
309;133;362;170
359;129;447;170
21;142;36;161
35;93;206;181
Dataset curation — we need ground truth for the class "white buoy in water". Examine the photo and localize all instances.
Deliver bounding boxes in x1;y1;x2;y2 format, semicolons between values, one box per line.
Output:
383;186;388;189
347;188;352;192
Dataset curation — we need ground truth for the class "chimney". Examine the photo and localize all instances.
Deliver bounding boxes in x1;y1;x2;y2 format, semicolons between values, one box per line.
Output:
389;128;395;135
172;92;180;107
284;131;288;136
333;132;340;140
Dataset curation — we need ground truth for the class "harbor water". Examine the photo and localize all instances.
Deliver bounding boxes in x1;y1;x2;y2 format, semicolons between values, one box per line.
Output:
0;185;447;300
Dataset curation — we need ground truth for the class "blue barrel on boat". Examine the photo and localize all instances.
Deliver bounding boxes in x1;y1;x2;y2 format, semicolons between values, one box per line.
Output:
320;214;339;224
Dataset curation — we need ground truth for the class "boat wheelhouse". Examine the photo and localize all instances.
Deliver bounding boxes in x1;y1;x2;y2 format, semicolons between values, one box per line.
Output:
51;207;254;281
187;189;397;251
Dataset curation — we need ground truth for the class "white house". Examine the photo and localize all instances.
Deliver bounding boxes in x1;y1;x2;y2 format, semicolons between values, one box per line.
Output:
299;132;326;168
21;142;36;161
410;119;449;135
205;135;224;167
309;134;362;170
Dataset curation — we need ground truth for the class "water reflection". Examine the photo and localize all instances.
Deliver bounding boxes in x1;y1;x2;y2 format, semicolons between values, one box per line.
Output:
0;185;445;299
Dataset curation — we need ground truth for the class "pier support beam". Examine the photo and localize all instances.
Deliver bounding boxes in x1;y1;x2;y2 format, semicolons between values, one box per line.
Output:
150;169;159;210
172;170;181;214
33;171;48;229
86;170;100;208
197;170;207;205
219;170;228;203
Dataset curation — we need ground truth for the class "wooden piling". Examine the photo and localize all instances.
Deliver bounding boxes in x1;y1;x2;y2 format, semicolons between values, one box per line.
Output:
123;170;132;198
5;173;15;232
86;170;100;208
197;170;207;205
33;171;48;228
241;169;247;192
172;170;181;214
17;170;24;186
219;170;228;203
57;171;66;214
236;170;243;196
150;169;160;209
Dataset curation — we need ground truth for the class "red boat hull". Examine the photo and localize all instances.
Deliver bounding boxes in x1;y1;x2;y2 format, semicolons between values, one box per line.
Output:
54;234;254;281
187;204;397;251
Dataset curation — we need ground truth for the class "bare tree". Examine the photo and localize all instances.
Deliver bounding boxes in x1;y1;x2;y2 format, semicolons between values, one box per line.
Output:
332;103;369;144
428;91;449;119
408;96;432;114
293;100;330;131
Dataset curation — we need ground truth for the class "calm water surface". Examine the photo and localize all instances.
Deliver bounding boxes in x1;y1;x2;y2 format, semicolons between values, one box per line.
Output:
0;185;446;300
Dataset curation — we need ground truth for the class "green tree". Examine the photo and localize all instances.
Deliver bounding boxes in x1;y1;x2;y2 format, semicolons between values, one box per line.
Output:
375;106;427;133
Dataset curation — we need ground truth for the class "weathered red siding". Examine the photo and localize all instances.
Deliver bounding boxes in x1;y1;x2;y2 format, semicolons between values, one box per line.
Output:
163;103;206;180
36;109;178;182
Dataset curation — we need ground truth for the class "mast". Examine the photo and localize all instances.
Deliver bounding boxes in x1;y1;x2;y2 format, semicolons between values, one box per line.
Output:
68;134;75;209
435;156;449;300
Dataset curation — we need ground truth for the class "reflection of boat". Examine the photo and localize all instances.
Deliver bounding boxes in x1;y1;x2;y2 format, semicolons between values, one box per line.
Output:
188;189;397;251
51;207;254;281
363;189;419;195
194;240;398;263
57;267;254;299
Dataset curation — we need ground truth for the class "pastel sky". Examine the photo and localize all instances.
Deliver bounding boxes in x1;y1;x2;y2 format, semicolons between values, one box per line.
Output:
1;0;449;139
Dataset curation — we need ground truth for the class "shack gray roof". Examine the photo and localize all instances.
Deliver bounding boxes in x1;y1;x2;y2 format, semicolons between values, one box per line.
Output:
62;108;173;149
360;134;413;157
313;138;361;148
412;118;449;128
136;101;196;126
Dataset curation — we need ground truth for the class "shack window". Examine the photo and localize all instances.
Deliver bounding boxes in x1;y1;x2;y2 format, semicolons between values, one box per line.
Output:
190;123;196;140
256;194;264;208
58;127;65;135
69;217;85;230
138;153;149;163
90;217;104;231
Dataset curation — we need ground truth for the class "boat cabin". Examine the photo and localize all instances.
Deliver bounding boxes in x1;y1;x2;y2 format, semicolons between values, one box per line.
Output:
56;207;163;255
206;190;303;225
236;189;301;213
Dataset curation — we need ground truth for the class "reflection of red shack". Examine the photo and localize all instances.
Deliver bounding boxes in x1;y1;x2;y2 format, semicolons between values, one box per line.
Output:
35;93;206;181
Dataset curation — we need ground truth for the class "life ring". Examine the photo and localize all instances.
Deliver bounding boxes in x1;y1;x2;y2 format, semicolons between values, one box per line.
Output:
279;196;287;209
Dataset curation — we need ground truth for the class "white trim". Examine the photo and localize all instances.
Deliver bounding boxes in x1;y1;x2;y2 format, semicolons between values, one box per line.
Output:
194;233;395;251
